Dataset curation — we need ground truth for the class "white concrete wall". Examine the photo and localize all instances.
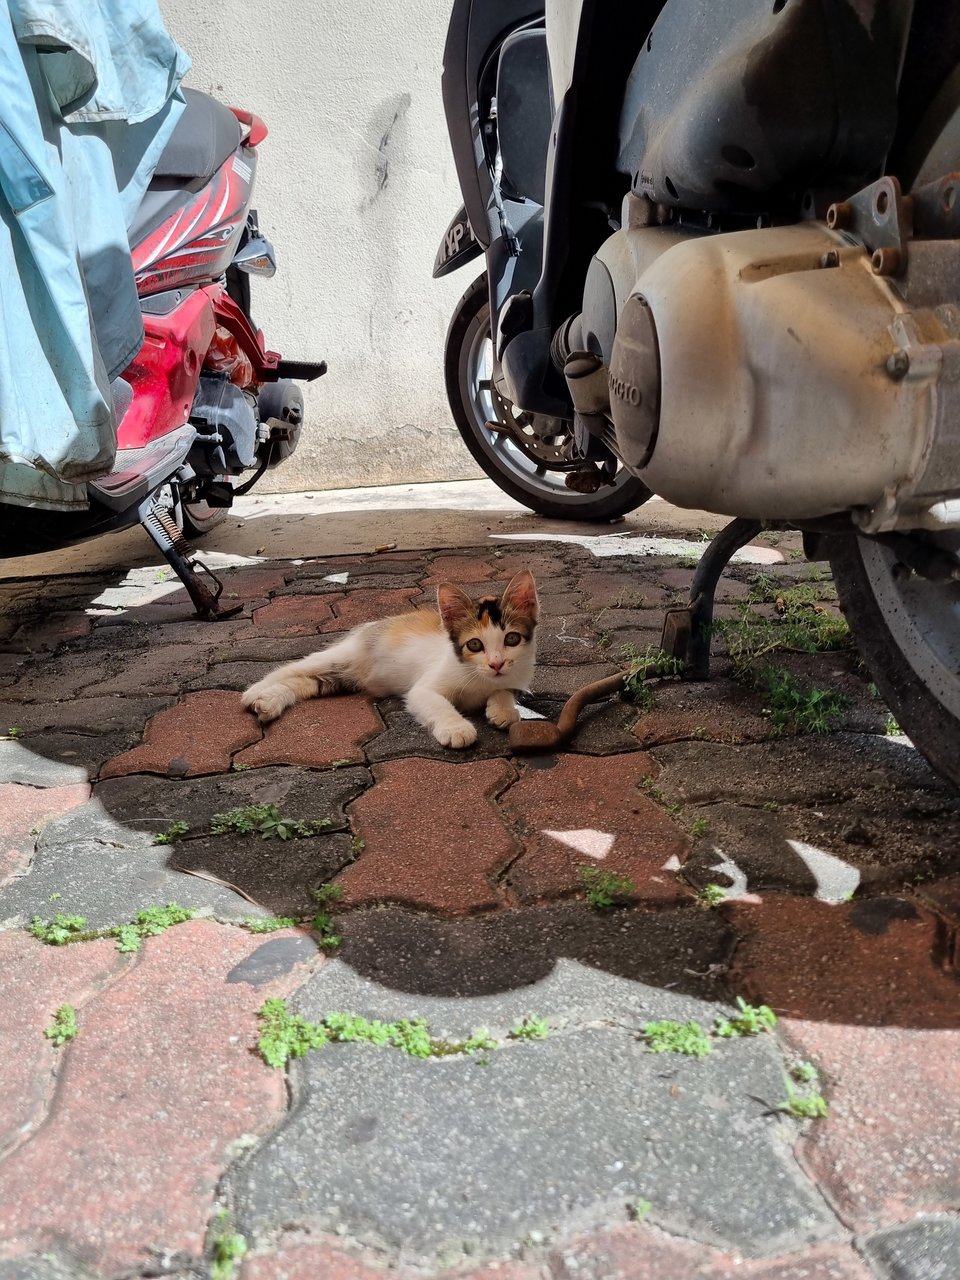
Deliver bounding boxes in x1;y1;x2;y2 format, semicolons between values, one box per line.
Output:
159;0;480;491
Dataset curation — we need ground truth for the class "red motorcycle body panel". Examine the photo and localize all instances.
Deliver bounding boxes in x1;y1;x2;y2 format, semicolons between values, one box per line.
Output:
131;147;254;297
117;287;217;449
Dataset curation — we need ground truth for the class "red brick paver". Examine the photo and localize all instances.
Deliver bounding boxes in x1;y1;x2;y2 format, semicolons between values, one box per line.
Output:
100;691;260;779
242;1239;395;1280
499;754;690;905
423;555;498;585
0;933;131;1160
729;895;960;1229
233;696;382;769
341;758;518;912
0;921;316;1274
632;679;773;748
321;588;422;632
550;1223;871;1279
0;782;90;886
253;596;340;635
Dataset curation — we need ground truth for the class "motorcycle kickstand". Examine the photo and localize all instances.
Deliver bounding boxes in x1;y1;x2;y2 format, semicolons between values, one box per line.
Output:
659;518;763;681
139;497;244;621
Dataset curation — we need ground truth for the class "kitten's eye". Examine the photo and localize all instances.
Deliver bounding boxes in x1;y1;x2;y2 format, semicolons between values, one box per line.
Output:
504;631;522;647
465;638;484;653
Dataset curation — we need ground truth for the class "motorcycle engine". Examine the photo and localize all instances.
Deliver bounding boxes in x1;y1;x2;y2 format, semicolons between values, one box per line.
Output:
568;186;960;533
188;375;259;476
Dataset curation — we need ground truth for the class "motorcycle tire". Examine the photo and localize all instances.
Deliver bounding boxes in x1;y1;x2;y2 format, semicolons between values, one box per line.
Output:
179;500;228;539
830;533;960;789
444;274;652;521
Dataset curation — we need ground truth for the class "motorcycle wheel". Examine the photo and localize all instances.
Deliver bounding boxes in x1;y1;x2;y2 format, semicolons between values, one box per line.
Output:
830;532;960;788
444;275;652;520
179;499;228;539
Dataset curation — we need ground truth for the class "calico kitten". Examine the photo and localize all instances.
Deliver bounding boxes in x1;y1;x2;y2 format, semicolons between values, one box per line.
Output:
242;570;538;748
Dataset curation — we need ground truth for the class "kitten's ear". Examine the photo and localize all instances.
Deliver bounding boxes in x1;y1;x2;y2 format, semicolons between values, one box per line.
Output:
501;570;539;621
437;582;476;636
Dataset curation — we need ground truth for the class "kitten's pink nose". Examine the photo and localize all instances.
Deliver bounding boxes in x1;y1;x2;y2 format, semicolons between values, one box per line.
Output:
489;658;505;673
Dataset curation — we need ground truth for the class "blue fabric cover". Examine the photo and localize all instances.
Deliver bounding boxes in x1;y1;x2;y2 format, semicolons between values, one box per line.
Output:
0;0;189;510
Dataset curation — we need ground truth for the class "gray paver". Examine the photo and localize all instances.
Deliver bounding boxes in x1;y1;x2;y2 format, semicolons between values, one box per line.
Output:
229;1027;835;1262
94;764;371;836
652;734;955;807
327;901;735;1009
0;741;88;787
861;1215;960;1279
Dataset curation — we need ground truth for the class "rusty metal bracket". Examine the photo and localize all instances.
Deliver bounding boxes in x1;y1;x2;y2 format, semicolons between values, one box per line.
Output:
658;518;763;681
827;175;913;277
139;500;244;621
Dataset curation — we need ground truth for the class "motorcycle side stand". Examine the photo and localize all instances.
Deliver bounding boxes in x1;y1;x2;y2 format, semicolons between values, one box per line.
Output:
139;498;244;621
659;518;763;680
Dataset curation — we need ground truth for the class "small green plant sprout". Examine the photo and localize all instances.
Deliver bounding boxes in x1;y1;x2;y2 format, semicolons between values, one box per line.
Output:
312;882;344;908
153;819;189;845
210;803;319;841
578;865;636;910
5;726;21;739
509;1016;550;1041
642;1019;712;1057
622;646;684;706
697;883;727;908
311;911;343;951
113;903;196;953
629;1198;652;1223
350;835;366;856
714;997;777;1038
791;1061;819;1084
30;914;92;946
257;1001;502;1067
885;713;901;736
689;818;710;839
762;800;780;813
778;1081;829;1120
45;1004;78;1047
759;668;846;736
243;915;297;934
257;997;328;1068
208;1212;247;1280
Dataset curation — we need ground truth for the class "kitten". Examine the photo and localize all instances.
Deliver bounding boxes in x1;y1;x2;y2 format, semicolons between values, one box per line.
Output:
241;570;538;749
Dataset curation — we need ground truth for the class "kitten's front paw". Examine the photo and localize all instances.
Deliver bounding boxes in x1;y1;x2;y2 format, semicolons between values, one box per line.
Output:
434;718;478;749
486;702;520;730
241;683;291;724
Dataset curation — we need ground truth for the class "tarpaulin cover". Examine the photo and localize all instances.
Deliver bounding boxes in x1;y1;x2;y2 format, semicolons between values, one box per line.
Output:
0;0;189;510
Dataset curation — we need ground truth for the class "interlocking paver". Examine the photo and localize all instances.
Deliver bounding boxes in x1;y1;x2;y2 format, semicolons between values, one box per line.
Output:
233;696;382;769
861;1214;960;1280
729;895;960;1230
499;753;689;905
550;1225;872;1279
632;678;773;747
0;920;317;1275
252;595;340;634
228;1027;834;1263
0;782;89;885
100;691;260;779
0;932;131;1160
321;588;422;631
341;758;517;912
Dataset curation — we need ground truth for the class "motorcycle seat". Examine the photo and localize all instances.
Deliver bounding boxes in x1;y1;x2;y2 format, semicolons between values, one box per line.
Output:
153;88;242;182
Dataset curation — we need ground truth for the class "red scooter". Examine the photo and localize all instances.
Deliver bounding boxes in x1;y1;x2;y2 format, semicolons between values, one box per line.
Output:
0;88;324;619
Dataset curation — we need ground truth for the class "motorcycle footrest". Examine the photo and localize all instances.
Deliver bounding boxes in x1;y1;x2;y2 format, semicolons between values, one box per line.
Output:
90;425;197;512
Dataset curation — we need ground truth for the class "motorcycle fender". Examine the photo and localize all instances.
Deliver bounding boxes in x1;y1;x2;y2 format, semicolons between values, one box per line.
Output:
433;206;483;279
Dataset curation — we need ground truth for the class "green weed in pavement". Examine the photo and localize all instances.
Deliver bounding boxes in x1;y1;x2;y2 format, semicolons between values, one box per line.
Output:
208;1212;247;1280
211;803;329;840
257;1000;500;1068
642;1019;712;1057
44;1004;78;1047
714;997;777;1038
509;1016;550;1041
578;865;636;909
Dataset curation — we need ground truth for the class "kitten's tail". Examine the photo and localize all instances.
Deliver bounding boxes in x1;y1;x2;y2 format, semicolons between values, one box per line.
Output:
242;639;352;723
